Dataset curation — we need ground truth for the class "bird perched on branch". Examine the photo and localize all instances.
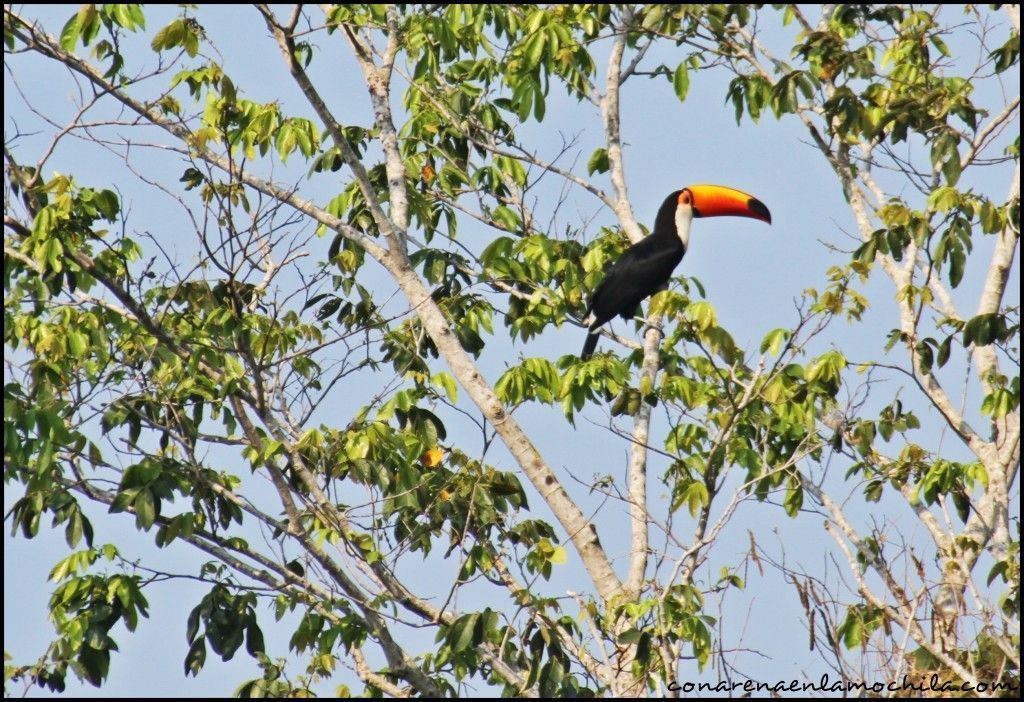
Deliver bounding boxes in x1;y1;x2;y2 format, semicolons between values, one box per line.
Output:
581;185;771;359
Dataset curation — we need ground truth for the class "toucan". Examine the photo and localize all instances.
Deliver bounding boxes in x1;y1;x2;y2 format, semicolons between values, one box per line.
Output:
581;185;771;358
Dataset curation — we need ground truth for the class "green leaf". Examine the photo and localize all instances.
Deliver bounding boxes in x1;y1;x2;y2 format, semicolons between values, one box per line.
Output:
915;339;933;374
987;560;1009;586
979;200;1002;233
948;243;966;288
587;148;609;175
936;335;953;367
784;481;803;517
432;372;458;403
59;14;82;51
640;5;667;30
927;186;960;212
67;330;89;358
687;301;716;331
951;490;970;522
674;481;709;518
79;646;110;687
151;18;200;57
962;313;1003;347
840;615;862;649
185;639;206;677
510;79;534;122
672;62;691;102
759;328;791;355
941;151;961;186
988;34;1019;74
523;31;546;71
134;489;156;529
151;19;184;53
449;613;478;653
864;480;883;503
245;621;265;657
76;4;100;46
617;627;643;645
981;388;1015;419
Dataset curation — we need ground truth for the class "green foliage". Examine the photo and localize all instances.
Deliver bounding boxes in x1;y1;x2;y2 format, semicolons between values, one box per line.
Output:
11;545;151;691
496;358;561;405
150;17;203;57
185;585;265;676
51;4;146;80
836;604;887;650
234;654;315;698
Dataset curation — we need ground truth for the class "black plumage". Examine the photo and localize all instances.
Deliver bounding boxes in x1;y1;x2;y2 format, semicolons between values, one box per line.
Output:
581;191;685;359
580;185;771;359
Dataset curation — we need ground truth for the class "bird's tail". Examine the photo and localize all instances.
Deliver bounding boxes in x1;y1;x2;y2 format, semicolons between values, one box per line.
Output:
581;329;600;359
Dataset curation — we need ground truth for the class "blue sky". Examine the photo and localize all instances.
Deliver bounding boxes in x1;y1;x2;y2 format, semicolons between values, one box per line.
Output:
4;4;1019;697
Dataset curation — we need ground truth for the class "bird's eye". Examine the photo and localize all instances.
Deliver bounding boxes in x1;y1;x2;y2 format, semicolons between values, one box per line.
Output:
678;190;692;205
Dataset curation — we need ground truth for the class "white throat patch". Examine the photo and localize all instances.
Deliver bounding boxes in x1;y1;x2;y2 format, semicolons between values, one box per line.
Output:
674;204;693;250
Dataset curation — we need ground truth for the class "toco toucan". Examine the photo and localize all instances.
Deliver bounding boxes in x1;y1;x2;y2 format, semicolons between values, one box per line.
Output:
581;185;771;358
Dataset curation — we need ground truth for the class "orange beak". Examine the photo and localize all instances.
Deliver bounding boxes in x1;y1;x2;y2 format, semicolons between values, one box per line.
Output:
681;184;772;224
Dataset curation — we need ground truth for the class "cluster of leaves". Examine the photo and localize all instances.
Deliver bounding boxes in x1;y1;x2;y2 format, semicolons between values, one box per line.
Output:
744;5;1020;675
5;169;316;692
185;584;265;677
432;605;594;698
3;546;147;692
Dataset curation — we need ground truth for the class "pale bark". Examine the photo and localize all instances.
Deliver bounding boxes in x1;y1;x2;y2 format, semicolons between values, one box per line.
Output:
729;3;1019;659
257;7;627;603
602;14;652;598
